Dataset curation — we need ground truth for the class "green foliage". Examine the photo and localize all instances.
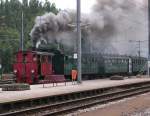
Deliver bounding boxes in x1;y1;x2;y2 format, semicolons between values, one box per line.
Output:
0;0;59;73
0;27;19;73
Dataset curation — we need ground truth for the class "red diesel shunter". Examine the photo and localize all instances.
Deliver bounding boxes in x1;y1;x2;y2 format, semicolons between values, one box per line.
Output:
13;50;64;84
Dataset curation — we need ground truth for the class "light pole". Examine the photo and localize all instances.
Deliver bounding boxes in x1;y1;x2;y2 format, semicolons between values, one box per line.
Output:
77;0;82;83
148;0;150;76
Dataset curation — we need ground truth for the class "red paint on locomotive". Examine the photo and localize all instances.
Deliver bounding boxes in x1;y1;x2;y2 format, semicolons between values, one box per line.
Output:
13;51;54;84
41;56;52;76
13;49;66;84
13;51;38;84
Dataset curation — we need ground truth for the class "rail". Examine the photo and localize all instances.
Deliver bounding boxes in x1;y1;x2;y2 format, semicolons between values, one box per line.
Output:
1;82;150;116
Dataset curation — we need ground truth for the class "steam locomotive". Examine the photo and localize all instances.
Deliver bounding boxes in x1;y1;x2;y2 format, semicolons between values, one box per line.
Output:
13;49;147;84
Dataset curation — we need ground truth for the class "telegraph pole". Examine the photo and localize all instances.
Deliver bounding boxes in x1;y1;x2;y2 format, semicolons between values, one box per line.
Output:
20;11;24;51
129;40;147;57
77;0;82;83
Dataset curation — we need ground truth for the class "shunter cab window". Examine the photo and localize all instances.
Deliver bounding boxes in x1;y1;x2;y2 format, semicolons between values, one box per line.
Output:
23;53;27;63
48;56;52;63
33;54;37;62
41;55;51;63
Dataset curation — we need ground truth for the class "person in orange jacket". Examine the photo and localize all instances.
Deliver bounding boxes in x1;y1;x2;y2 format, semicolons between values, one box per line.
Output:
71;69;77;85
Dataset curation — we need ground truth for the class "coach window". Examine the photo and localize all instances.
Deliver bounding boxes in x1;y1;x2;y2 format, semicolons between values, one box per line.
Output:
124;59;126;64
116;59;119;64
119;59;122;63
120;59;122;63
139;60;141;64
140;60;142;64
107;59;110;64
134;59;136;64
118;59;120;64
116;59;118;64
135;60;137;64
85;58;87;63
108;59;111;64
138;60;140;65
110;59;113;64
93;57;96;62
110;59;112;64
107;59;109;63
136;59;138;64
115;59;118;64
109;59;111;63
82;58;86;64
86;58;88;63
132;60;135;64
93;57;95;62
142;60;144;64
95;58;97;62
117;59;119;64
110;59;112;66
126;59;128;64
91;57;93;63
84;58;87;63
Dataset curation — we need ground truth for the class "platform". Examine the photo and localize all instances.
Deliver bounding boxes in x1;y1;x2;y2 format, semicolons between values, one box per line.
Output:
0;76;150;104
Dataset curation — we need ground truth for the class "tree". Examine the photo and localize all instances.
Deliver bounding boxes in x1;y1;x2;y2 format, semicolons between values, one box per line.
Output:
0;0;59;73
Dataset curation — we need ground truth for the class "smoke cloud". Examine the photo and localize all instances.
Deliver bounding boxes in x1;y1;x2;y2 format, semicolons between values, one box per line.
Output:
30;0;148;56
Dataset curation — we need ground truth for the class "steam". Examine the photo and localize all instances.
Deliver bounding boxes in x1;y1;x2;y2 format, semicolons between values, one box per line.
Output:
30;0;148;56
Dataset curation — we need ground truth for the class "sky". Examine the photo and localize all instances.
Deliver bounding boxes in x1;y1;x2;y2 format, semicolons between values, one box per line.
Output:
39;0;146;13
42;0;96;13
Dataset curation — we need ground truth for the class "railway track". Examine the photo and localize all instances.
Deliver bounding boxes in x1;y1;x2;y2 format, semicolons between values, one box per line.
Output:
0;79;15;88
1;82;150;116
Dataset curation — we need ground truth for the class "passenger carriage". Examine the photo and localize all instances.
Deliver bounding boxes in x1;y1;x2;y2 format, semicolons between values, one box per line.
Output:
13;49;148;84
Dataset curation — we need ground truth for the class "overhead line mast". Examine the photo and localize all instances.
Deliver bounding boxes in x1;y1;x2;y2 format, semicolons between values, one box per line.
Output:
148;0;150;76
77;0;82;83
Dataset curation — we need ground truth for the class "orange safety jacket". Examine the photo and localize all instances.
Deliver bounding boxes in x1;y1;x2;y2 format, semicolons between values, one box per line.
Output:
71;70;77;80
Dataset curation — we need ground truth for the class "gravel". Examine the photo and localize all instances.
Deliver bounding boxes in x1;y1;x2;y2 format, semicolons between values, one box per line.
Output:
66;96;137;116
130;108;150;116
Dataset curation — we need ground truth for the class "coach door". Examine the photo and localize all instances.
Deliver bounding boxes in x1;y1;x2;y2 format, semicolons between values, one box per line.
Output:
52;54;64;75
41;55;53;76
